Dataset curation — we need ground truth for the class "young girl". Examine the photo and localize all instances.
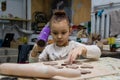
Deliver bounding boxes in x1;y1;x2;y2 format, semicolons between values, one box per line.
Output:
0;10;101;79
29;10;101;64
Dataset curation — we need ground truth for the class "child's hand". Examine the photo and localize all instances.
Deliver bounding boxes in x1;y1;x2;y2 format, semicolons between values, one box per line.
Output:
67;46;87;64
31;44;44;57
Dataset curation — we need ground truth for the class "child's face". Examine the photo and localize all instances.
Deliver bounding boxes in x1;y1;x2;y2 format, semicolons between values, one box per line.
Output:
51;19;70;47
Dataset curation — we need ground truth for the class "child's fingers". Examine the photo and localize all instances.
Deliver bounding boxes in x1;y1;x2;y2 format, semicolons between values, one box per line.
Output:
69;52;78;64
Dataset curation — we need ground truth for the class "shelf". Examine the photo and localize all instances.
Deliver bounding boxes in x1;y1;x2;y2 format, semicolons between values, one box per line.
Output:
0;18;31;22
0;18;32;39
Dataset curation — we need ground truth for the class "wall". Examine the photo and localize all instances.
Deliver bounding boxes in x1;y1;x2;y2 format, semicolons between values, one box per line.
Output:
92;0;120;11
0;0;25;19
92;0;120;6
0;0;31;20
72;0;91;25
31;0;91;25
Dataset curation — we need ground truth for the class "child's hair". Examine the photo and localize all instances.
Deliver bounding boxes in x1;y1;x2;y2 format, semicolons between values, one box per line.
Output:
49;10;70;28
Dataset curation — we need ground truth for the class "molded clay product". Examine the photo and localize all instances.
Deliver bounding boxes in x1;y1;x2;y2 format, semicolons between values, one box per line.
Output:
66;64;79;69
61;63;69;66
80;69;91;74
53;65;64;69
72;60;82;65
80;64;94;68
43;62;58;66
63;60;82;65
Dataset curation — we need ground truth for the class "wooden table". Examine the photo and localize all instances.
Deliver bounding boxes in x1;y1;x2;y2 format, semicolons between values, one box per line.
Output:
101;50;120;58
0;57;120;80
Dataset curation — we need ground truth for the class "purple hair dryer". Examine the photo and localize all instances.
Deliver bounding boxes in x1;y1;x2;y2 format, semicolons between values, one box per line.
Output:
37;24;50;47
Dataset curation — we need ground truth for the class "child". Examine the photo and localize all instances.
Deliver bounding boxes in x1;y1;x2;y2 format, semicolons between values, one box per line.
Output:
29;10;101;64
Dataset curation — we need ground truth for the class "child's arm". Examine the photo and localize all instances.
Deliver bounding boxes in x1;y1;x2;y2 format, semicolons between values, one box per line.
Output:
67;45;101;64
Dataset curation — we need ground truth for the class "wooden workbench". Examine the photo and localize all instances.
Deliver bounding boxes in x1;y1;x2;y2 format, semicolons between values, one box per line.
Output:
0;57;120;80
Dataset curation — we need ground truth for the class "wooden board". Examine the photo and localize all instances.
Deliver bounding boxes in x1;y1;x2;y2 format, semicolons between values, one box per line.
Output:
39;59;118;80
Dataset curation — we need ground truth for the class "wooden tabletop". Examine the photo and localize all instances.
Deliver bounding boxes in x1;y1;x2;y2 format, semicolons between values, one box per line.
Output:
101;50;120;58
